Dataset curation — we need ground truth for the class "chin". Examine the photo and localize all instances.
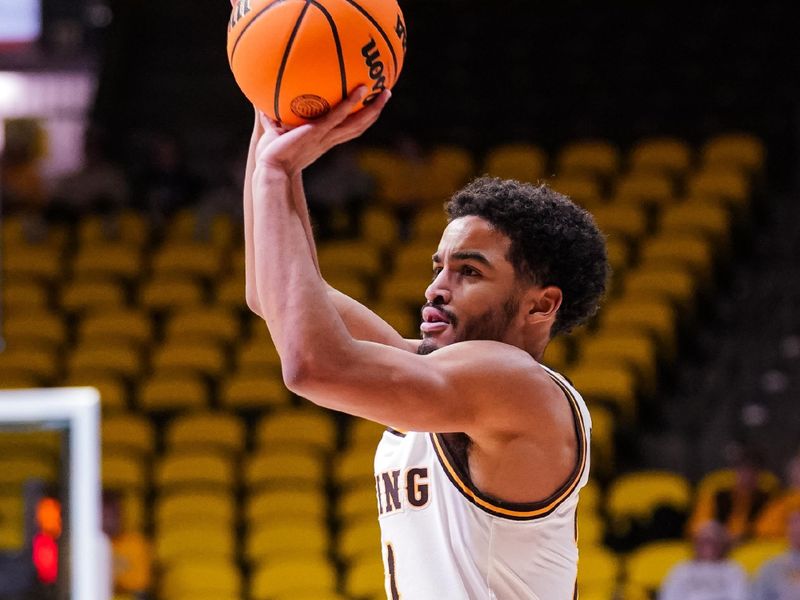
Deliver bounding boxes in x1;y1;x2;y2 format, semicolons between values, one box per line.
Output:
417;338;441;355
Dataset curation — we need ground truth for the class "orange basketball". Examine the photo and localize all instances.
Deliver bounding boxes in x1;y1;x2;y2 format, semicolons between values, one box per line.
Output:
227;0;407;127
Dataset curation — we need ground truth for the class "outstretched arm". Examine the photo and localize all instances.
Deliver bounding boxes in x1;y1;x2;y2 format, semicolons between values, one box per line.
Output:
242;109;415;350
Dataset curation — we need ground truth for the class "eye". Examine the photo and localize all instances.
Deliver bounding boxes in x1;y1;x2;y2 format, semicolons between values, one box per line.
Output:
461;265;480;276
431;266;443;280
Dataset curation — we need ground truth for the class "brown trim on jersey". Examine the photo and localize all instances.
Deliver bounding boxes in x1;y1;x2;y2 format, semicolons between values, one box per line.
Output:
430;373;588;521
386;427;407;437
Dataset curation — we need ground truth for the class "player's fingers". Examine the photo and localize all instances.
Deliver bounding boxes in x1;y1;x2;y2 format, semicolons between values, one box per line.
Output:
330;89;390;142
322;85;371;128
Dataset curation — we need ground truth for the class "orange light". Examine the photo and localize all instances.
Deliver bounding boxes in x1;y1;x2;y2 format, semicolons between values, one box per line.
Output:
36;498;62;538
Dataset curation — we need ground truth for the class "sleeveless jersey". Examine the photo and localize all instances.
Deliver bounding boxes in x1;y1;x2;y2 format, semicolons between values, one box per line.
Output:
373;365;591;600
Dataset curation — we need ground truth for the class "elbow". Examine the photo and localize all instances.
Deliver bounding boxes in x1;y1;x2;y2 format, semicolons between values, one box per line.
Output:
281;353;319;396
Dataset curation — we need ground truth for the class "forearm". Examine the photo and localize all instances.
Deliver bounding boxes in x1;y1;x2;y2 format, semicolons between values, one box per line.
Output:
252;167;353;384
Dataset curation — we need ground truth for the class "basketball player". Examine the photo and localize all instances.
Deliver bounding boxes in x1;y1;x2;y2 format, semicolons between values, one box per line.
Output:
244;88;609;599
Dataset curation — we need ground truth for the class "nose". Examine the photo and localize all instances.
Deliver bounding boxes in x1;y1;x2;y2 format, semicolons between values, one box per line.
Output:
425;270;452;304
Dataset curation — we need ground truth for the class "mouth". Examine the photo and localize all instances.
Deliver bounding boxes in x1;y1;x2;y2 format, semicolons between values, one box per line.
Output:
420;306;451;334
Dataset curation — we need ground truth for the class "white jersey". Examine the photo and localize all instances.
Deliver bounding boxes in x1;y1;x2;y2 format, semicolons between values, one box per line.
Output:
373;366;591;600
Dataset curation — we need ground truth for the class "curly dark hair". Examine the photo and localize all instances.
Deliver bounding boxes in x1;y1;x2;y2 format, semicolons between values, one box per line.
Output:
446;176;609;336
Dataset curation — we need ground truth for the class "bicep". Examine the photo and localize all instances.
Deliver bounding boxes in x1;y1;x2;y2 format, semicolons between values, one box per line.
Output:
296;339;538;433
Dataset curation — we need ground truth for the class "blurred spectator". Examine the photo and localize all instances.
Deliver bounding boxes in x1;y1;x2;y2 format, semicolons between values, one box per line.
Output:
102;491;152;599
688;450;775;542
135;132;198;228
659;520;747;600
751;509;800;600
304;146;374;239
755;453;800;539
49;126;130;227
1;118;46;214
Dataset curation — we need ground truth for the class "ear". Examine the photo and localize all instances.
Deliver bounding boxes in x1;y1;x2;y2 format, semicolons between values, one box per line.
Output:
524;286;562;326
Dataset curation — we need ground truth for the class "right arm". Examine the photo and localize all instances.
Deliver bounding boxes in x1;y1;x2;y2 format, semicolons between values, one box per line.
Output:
242;110;416;351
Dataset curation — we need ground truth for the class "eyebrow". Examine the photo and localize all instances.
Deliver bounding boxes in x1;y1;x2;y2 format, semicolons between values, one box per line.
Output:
431;250;493;267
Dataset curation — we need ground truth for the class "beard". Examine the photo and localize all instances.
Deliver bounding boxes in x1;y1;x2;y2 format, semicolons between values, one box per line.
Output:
417;294;520;355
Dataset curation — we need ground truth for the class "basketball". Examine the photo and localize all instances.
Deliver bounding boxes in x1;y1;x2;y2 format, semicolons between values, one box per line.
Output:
227;0;407;127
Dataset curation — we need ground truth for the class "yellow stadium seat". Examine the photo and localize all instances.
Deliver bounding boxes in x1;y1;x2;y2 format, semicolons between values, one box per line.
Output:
255;408;336;453
542;337;571;374
591;204;649;244
251;556;337;600
626;540;692;592
370;302;418;338
155;450;235;491
338;483;380;523
165;412;245;454
317;239;383;279
344;554;385;599
379;273;430;310
412;209;448;243
246;488;326;526
581;330;659;396
244;448;325;490
659;200;732;250
639;232;715;282
139;276;204;311
339;517;381;561
392;241;436;275
701;133;765;175
220;371;291;410
696;468;781;500
361;208;401;250
163;307;240;345
63;374;128;412
0;375;38;389
325;272;371;303
155;524;235;564
600;297;678;361
2;217;67;250
483;143;548;184
77;211;148;247
577;511;605;547
72;242;142;281
60;278;126;313
215;274;246;310
0;431;60;459
557;140;620;180
623;266;697;316
138;374;209;412
579;479;602;515
420;145;475;203
67;342;142;381
169;210;235;247
151;340;226;377
548;174;604;208
605;236;633;276
3;312;66;349
155;491;236;531
686;167;751;210
151;242;224;279
273;594;347;600
565;361;638;423
246;520;329;563
3;245;61;281
161;558;242;598
611;172;674;209
628;137;692;177
577;545;620;596
0;495;24;551
731;538;787;575
347;418;387;451
102;452;147;493
606;471;691;524
236;332;282;374
102;414;154;456
78;308;153;347
0;347;59;382
2;280;48;312
335;445;376;488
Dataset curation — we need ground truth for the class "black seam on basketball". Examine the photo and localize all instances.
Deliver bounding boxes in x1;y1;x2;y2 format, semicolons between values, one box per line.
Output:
229;0;290;64
308;0;347;102
340;0;399;80
275;1;312;123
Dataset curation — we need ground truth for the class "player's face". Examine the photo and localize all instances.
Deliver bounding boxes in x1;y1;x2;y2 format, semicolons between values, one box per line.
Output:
418;216;526;355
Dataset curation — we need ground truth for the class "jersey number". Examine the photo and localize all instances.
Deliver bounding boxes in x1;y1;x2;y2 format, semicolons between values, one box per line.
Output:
385;543;400;599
